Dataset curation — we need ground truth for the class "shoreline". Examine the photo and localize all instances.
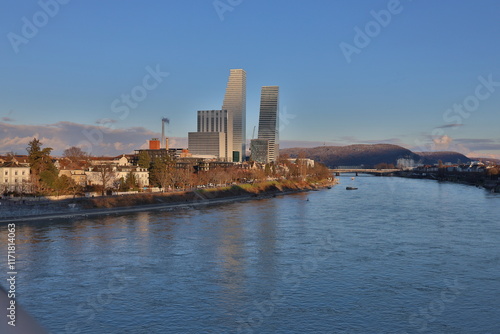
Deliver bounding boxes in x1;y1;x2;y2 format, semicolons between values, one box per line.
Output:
393;171;500;192
0;180;335;223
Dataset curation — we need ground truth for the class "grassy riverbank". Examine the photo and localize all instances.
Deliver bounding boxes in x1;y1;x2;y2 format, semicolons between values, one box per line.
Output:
0;179;335;221
81;179;334;209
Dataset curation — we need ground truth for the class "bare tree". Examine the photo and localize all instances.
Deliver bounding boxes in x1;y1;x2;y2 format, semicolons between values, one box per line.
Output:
94;165;116;196
63;146;90;169
63;146;88;161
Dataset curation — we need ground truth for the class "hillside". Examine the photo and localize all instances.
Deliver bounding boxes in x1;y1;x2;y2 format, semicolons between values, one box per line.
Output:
280;144;471;168
415;151;472;165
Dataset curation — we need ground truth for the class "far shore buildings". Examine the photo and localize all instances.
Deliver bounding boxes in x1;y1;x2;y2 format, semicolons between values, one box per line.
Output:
85;166;149;188
251;86;280;163
188;69;246;162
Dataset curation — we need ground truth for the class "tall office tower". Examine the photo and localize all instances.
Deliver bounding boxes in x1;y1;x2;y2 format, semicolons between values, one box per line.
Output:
222;69;246;162
195;109;233;160
257;86;280;162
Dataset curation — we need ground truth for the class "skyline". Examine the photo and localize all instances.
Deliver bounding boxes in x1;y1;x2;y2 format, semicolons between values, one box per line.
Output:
1;1;500;158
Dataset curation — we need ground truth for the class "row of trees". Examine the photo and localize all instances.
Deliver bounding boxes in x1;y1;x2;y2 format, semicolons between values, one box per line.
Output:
20;138;332;196
142;153;331;191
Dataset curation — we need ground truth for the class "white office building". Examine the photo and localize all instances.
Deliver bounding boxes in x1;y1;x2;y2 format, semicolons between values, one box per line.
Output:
196;109;233;160
222;69;246;162
188;132;227;159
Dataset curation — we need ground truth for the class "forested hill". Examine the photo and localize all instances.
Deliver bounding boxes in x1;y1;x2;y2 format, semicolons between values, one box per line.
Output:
415;151;472;165
280;144;471;168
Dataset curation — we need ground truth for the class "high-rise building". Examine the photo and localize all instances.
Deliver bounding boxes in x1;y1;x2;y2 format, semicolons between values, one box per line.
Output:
222;69;246;162
191;109;233;160
257;86;279;162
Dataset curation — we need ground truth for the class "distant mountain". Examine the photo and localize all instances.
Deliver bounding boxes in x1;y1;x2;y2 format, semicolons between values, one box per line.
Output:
280;144;471;168
415;151;472;165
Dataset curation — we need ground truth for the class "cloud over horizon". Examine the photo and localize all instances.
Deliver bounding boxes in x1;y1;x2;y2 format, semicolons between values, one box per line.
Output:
0;121;187;156
1;122;499;159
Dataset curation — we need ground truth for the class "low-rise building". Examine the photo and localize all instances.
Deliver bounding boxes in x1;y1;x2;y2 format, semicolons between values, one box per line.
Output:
287;158;315;168
86;166;149;188
59;169;87;186
0;162;32;193
250;139;270;164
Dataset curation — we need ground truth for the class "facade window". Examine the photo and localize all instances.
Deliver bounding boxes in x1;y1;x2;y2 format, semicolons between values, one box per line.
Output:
22;171;25;175
4;171;7;175
4;179;7;183
15;179;18;183
15;171;18;175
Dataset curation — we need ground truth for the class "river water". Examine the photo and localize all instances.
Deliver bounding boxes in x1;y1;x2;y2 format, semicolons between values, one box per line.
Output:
1;175;499;333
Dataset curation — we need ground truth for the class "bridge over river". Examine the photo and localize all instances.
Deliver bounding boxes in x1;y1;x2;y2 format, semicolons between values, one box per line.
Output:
330;169;400;176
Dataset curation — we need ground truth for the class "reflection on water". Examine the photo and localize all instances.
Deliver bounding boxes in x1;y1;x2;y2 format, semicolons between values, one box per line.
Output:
1;176;499;333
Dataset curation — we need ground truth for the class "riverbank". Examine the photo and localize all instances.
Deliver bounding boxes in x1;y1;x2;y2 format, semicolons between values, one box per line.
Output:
394;171;500;192
0;179;336;223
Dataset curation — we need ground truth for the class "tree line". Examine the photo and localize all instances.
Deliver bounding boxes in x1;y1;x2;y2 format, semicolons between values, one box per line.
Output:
11;138;332;197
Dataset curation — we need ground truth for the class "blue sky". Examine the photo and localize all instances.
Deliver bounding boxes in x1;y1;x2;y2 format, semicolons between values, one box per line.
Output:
1;0;499;158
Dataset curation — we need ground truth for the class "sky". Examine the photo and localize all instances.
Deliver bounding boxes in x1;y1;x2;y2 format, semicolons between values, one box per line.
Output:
1;0;499;158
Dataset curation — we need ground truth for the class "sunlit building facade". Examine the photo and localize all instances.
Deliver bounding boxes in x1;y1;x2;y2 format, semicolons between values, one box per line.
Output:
196;109;233;160
222;69;246;162
188;132;226;159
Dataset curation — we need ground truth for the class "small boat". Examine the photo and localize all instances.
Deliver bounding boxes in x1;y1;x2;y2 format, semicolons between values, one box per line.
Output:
351;177;355;180
327;186;332;189
346;187;358;190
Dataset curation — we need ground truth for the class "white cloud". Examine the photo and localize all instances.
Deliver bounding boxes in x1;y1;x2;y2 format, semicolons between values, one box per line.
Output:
0;121;187;156
432;135;453;150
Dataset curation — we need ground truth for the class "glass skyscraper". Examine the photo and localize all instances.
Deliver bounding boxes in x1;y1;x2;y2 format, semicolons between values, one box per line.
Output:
257;86;279;162
222;69;246;162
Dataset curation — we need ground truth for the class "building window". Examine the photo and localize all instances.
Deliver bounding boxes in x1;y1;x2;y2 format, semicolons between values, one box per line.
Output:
15;171;18;175
4;171;7;175
22;171;25;175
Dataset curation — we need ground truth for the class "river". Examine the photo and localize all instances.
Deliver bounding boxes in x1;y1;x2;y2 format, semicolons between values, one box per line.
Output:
1;175;499;333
